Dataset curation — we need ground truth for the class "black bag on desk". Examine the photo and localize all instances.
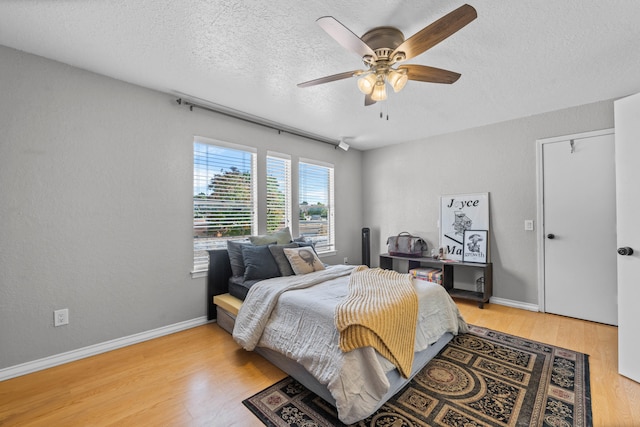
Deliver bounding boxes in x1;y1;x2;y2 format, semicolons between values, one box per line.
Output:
386;232;428;257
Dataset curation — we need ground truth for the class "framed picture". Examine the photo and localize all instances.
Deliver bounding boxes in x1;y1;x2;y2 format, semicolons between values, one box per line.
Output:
439;193;489;261
462;230;488;263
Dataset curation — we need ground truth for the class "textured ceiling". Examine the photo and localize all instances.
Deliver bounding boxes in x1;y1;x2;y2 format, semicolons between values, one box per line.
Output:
1;1;639;150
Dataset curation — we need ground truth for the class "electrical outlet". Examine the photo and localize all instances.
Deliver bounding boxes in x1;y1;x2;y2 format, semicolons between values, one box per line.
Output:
54;308;69;327
343;257;349;264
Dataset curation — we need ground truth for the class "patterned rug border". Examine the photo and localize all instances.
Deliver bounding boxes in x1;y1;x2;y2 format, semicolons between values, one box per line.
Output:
468;324;591;357
243;325;593;427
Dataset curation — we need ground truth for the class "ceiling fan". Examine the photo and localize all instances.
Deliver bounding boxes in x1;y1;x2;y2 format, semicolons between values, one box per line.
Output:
297;4;477;106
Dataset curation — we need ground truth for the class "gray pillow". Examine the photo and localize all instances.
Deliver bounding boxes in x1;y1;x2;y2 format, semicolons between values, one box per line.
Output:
226;240;251;277
268;243;298;276
295;240;317;254
242;244;281;281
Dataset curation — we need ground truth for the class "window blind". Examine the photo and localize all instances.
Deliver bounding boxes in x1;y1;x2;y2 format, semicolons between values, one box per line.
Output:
299;160;335;253
266;154;291;233
193;140;256;272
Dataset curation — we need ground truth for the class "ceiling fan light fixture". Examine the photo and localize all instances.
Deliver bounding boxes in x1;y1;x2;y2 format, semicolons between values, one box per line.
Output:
357;74;377;94
371;81;387;101
388;69;408;93
300;5;478;105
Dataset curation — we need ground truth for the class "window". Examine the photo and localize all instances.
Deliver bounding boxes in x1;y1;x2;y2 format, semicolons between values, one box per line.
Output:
193;139;256;272
299;159;335;253
266;153;291;233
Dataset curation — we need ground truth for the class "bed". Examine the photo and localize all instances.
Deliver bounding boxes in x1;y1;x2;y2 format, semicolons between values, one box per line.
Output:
207;248;467;424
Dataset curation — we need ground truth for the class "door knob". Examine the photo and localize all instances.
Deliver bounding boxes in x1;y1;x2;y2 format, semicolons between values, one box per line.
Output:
618;247;634;256
547;234;555;239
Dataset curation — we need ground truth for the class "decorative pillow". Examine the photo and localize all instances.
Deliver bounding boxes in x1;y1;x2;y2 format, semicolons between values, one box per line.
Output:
268;243;298;276
242;244;281;281
249;227;292;245
283;247;325;275
227;240;251;277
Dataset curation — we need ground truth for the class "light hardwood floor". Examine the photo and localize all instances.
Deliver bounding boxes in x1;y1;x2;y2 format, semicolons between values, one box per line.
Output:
1;300;639;426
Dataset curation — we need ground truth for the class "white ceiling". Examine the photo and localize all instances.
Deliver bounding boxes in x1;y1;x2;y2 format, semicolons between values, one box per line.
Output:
1;1;639;150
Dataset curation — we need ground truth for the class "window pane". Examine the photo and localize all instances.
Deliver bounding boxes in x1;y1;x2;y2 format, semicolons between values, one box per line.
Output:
299;161;334;252
266;155;291;233
194;141;256;271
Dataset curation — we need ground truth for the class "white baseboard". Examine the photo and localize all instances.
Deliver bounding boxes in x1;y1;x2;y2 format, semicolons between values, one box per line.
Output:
490;296;539;312
0;316;211;382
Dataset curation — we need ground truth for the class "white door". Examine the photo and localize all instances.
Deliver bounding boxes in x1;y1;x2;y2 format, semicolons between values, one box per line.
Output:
538;130;617;325
614;93;640;383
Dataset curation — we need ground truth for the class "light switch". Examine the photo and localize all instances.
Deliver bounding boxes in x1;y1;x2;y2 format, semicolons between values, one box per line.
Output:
524;220;534;231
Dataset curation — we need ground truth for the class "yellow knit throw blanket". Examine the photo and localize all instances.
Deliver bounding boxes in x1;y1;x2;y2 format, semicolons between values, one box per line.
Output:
335;266;418;378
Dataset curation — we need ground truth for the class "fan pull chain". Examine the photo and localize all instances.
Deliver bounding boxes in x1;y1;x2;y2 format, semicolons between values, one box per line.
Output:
379;98;389;120
379;103;389;120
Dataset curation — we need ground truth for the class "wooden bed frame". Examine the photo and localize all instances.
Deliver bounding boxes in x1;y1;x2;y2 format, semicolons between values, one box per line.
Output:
206;249;453;415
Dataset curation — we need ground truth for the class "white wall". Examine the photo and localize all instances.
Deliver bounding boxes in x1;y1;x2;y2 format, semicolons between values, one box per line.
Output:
362;100;614;304
0;45;363;369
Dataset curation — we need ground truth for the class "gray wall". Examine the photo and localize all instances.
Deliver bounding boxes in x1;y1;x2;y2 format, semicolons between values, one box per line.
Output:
0;45;363;369
0;41;618;371
362;100;614;304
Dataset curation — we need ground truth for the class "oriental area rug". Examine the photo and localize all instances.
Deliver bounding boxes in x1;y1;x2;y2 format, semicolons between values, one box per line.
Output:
243;325;592;427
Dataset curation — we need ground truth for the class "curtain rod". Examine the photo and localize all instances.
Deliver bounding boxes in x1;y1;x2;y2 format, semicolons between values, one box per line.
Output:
176;98;340;148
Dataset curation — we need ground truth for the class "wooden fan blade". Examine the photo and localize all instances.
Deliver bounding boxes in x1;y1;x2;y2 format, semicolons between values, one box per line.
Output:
391;4;477;61
399;64;461;84
297;70;361;88
364;93;376;106
317;16;377;60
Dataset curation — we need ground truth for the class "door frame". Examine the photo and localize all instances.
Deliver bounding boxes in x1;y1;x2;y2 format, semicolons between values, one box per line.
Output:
535;128;614;312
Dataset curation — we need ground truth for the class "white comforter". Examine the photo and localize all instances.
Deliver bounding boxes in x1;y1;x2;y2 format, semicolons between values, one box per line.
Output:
233;265;467;424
